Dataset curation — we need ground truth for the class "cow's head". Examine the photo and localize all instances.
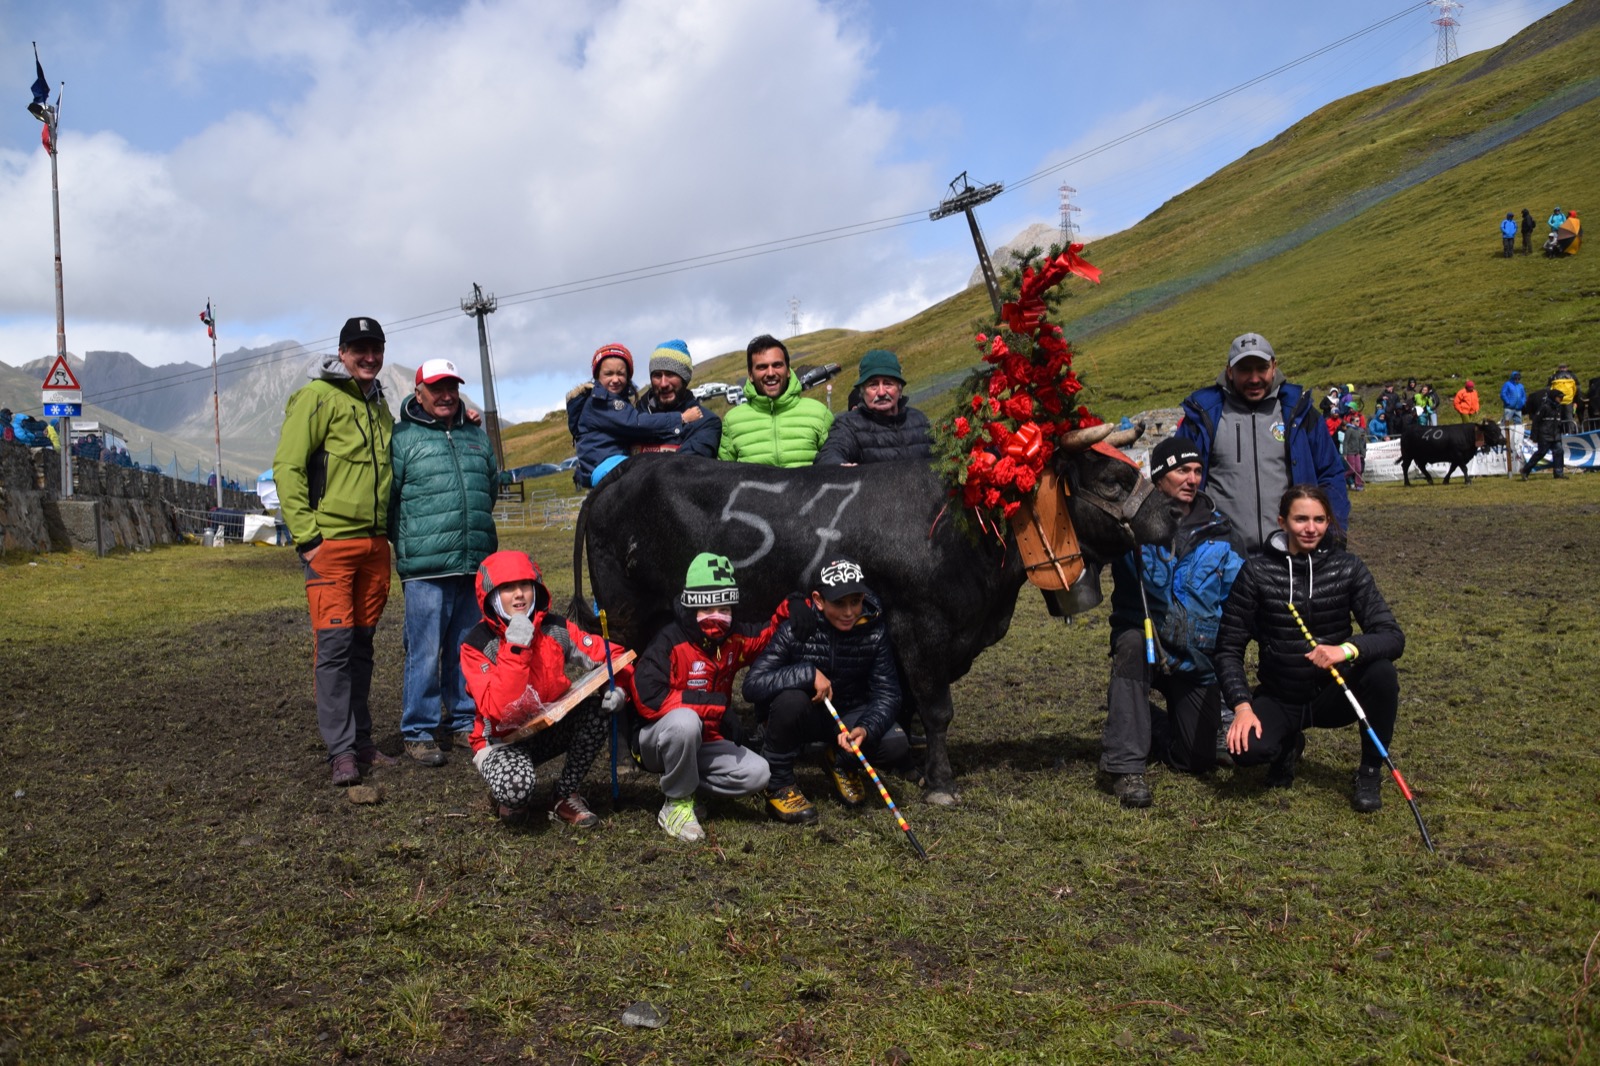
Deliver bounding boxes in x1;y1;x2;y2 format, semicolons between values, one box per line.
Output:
1477;420;1506;450
1054;423;1177;561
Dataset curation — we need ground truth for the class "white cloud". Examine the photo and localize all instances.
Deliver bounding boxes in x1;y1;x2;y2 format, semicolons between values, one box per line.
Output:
0;0;944;415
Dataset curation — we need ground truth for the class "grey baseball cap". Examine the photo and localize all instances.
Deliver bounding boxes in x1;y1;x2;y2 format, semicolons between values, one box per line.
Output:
1228;332;1276;366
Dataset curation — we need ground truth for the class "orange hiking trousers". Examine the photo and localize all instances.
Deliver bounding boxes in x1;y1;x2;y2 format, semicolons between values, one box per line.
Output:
304;537;391;758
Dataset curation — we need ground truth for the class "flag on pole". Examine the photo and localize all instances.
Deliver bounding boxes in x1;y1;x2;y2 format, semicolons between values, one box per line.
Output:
199;302;215;339
30;44;49;112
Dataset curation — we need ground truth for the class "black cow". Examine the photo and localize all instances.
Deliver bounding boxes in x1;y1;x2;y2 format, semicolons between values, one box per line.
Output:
571;425;1175;805
1398;420;1506;486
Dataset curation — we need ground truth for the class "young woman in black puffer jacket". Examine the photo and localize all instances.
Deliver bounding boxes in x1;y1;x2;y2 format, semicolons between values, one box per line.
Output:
1216;484;1406;813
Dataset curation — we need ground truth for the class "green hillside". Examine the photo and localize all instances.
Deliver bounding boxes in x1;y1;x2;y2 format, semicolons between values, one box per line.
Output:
506;0;1600;467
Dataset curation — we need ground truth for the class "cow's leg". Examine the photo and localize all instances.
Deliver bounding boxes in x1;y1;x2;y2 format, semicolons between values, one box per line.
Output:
1419;462;1434;485
915;682;960;806
1401;460;1411;487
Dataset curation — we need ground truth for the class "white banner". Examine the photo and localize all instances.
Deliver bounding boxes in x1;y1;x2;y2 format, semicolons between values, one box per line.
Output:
1360;425;1598;482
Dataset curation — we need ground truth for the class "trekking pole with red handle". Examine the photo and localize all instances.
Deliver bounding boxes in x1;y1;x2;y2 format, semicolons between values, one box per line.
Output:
1286;603;1434;853
823;698;928;861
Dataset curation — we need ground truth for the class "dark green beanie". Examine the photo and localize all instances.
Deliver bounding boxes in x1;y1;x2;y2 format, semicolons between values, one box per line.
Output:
681;552;740;608
856;349;905;386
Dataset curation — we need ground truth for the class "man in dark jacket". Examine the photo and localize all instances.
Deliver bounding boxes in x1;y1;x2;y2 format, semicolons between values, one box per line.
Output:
813;349;933;465
390;358;501;765
1101;438;1245;808
634;340;721;458
1173;332;1350;556
743;555;910;824
1521;209;1537;255
1520;389;1567;480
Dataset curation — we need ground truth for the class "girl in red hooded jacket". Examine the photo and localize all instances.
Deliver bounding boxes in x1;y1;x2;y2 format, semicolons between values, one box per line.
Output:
460;550;629;827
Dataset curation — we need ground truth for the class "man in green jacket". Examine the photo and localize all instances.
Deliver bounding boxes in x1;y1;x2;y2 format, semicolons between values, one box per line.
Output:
273;317;398;787
718;334;833;466
390;358;501;766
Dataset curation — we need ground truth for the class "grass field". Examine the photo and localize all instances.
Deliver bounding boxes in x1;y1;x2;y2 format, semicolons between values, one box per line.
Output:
3;473;1598;1063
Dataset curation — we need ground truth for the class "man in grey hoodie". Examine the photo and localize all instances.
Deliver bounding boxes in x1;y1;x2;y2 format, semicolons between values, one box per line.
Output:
1173;332;1350;558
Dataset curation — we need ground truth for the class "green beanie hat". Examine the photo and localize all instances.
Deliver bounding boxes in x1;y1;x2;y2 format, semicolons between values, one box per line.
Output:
856;349;905;386
681;552;740;608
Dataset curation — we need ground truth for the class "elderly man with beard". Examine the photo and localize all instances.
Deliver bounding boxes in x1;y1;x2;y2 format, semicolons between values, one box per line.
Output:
634;340;721;458
1100;438;1245;808
718;334;832;467
813;349;933;465
389;358;501;767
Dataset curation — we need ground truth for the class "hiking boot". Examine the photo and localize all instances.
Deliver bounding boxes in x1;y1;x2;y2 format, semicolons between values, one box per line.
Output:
1554;471;1569;479
765;784;819;824
658;796;706;843
356;745;399;768
405;740;448;767
1351;765;1384;813
330;752;361;787
497;803;531;826
1111;772;1152;809
817;753;868;807
548;794;599;828
1265;732;1305;789
450;730;475;751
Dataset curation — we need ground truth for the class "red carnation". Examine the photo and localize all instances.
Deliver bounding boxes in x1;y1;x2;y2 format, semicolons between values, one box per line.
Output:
1014;466;1038;495
954;416;971;438
1004;394;1034;421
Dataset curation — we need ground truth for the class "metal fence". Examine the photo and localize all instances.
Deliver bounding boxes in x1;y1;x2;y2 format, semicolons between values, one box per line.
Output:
495;486;585;530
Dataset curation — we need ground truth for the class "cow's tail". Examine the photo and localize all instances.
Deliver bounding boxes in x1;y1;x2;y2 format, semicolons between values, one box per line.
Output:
568;493;600;629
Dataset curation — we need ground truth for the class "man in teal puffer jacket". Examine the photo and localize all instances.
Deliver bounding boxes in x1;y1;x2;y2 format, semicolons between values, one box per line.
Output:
718;334;832;466
390;358;501;766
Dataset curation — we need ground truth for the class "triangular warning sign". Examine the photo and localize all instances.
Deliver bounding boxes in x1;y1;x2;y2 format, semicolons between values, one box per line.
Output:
42;355;81;390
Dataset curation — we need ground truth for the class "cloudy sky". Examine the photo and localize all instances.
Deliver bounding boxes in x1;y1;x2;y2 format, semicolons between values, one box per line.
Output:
0;0;1564;419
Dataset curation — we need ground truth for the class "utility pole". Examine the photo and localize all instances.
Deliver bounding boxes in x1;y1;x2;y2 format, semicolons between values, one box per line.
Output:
460;283;504;469
931;172;1005;320
788;296;802;338
1058;184;1082;247
29;45;72;498
1430;0;1462;66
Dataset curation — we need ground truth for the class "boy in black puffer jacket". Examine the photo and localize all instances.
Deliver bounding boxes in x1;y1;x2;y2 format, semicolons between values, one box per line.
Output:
743;555;909;824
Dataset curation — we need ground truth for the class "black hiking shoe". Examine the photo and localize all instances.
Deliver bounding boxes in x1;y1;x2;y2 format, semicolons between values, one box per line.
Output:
1111;772;1152;809
1352;765;1384;813
1265;732;1305;789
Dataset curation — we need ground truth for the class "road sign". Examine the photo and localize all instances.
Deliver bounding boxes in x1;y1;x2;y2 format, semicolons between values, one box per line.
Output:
42;355;82;390
43;403;82;417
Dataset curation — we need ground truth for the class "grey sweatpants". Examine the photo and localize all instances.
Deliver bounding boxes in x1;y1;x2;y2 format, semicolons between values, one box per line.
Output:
1101;629;1220;776
637;707;771;800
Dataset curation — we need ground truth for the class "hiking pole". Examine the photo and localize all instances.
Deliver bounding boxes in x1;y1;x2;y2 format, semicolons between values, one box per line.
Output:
1136;579;1157;666
822;698;928;861
1285;603;1435;853
598;607;620;804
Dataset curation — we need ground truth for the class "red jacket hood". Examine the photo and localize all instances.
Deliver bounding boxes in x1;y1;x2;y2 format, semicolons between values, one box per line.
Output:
474;550;551;635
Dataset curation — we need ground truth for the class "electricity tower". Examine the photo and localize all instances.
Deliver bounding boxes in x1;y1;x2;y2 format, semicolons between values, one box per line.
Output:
788;296;802;337
1058;184;1082;246
1430;0;1462;66
460;282;505;469
931;172;1005;319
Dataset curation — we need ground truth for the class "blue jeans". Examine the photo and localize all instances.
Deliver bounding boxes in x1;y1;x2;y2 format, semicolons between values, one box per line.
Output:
401;575;480;741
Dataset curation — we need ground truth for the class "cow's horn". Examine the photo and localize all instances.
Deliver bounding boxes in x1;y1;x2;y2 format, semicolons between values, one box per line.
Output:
1105;423;1145;450
1060;423;1117;451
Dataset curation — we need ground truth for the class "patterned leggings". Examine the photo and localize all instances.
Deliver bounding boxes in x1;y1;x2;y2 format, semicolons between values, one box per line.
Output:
477;701;608;808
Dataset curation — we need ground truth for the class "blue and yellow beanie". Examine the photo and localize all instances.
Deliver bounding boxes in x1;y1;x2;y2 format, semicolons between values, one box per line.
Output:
650;339;694;386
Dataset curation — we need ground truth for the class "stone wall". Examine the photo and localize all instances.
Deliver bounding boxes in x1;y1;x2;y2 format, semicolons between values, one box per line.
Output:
0;441;259;555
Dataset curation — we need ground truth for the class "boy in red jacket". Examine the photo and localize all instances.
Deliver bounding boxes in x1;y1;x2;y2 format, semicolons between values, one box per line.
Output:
631;552;788;843
460;550;627;828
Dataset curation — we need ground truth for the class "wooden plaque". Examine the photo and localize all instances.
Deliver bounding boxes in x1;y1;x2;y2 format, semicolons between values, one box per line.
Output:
499;650;636;744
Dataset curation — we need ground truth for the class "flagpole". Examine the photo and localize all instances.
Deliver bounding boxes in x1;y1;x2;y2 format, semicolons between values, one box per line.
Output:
46;89;70;498
208;300;223;508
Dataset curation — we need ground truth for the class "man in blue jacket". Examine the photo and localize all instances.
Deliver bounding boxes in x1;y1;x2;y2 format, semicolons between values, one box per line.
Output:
1500;371;1526;426
1173;332;1350;557
390;358;501;766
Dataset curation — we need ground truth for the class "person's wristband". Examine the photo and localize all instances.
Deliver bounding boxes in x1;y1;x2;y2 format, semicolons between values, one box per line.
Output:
1340;642;1358;662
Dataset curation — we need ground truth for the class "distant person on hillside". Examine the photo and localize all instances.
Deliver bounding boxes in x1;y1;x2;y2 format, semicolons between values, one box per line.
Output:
1500;371;1526;425
1500;213;1517;258
1173;331;1349;558
1367;409;1388;442
1549;364;1579;430
1452;380;1480;422
813;349;933;466
567;343;702;489
1520;389;1567;480
390;358;500;768
1548;206;1567;232
1339;411;1368;492
1521;209;1537;255
718;334;833;467
273;316;400;787
1416;384;1439;426
633;340;721;459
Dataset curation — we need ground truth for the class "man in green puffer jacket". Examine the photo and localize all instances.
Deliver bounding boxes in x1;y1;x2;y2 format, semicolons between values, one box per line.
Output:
273;316;398;787
390;358;501;767
718;334;832;466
